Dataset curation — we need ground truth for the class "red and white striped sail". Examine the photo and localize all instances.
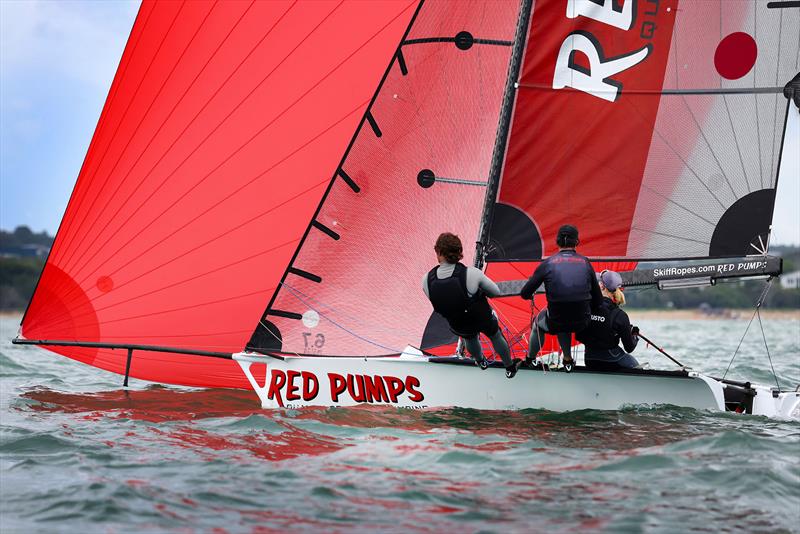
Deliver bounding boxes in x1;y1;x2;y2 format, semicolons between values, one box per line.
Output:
488;0;798;261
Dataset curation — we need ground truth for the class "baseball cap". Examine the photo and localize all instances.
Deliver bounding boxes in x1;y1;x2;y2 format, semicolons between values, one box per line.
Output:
599;269;623;291
557;224;578;242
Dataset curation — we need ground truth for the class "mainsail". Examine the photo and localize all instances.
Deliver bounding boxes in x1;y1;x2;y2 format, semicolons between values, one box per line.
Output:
487;0;799;261
16;0;798;388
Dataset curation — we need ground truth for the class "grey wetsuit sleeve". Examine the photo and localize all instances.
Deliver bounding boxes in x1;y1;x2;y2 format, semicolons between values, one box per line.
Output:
422;272;430;299
469;268;501;297
463;267;499;297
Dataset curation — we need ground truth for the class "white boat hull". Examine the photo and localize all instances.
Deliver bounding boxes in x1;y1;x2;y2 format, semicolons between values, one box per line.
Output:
233;349;800;418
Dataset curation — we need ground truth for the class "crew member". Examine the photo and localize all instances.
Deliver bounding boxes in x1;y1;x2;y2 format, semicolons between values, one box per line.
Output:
576;269;640;371
519;224;602;371
423;233;520;378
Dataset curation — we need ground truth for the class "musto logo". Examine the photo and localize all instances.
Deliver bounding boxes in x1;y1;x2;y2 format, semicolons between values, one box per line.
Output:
265;369;424;407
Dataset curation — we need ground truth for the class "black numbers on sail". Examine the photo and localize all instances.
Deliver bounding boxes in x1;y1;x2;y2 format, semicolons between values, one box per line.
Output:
302;332;326;353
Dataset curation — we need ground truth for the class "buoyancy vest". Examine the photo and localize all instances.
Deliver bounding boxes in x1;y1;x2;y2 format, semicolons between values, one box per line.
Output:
576;298;623;351
427;262;492;333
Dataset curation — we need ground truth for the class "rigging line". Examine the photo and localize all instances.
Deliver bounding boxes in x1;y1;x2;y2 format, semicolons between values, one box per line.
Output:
624;95;728;211
721;308;755;380
260;319;302;358
68;2;412;288
57;1;189;271
756;308;782;391
63;0;326;281
50;1;155;266
721;94;751;195
43;237;298;330
629;227;710;245
278;282;420;339
54;0;264;284
59;1;222;272
279;284;403;354
722;278;773;380
678;94;738;200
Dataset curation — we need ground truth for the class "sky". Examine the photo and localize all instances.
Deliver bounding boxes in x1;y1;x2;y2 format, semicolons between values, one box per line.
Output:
1;0;798;246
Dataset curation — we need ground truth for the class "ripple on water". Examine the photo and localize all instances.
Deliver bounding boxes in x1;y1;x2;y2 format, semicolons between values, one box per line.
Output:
1;317;799;532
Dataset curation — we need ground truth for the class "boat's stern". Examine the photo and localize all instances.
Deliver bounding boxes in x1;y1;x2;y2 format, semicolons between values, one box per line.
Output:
717;377;800;418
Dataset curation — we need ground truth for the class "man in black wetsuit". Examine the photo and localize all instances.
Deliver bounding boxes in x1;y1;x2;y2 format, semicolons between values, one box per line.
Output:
519;225;602;371
576;269;640;370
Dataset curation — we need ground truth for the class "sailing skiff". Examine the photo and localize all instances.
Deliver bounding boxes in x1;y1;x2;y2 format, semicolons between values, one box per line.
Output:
12;0;800;418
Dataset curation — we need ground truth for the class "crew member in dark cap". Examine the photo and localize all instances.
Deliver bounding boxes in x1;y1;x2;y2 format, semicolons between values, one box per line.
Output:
519;224;602;371
576;269;640;370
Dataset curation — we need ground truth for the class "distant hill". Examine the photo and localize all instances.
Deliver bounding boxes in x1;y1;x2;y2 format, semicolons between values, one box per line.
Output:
0;226;798;311
0;226;54;249
0;226;52;311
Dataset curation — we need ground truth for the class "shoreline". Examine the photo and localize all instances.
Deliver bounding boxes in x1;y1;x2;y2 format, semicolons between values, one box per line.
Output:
627;308;800;320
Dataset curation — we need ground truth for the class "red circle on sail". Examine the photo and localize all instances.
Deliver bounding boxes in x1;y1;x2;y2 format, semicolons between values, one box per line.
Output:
714;33;757;80
96;276;114;293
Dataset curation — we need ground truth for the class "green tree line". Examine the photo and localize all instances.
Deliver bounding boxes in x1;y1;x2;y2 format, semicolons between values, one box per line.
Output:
1;226;798;311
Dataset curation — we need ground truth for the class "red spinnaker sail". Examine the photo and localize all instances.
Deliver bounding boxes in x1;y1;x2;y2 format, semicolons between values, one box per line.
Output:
22;0;418;387
489;0;798;261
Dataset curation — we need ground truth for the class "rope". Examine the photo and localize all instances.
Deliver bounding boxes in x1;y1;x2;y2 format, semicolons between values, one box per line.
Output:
280;283;403;354
756;308;782;391
722;278;775;382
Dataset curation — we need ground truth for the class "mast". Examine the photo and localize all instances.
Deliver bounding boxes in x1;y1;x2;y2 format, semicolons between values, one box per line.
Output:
473;0;533;269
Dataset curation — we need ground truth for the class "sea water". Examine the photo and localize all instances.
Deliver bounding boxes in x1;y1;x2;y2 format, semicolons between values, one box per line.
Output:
1;315;798;533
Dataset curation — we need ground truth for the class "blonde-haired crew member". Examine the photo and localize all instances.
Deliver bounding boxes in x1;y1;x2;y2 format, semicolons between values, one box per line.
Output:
575;270;640;371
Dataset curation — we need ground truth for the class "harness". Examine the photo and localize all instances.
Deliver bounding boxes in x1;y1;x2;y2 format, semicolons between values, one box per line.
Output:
427;263;492;335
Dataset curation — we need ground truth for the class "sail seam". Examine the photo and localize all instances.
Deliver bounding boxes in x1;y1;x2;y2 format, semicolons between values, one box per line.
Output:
51;0;264;287
57;1;206;273
60;0;333;284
